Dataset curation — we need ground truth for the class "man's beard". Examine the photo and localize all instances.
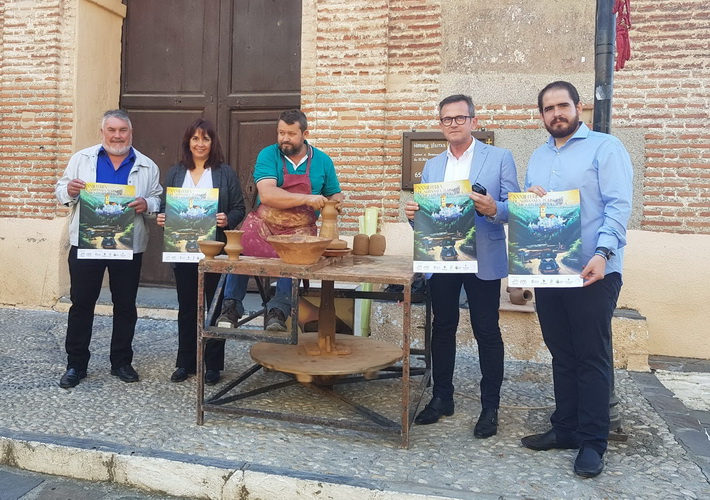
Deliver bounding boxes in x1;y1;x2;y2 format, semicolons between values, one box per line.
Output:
279;141;303;156
546;114;580;139
104;142;132;156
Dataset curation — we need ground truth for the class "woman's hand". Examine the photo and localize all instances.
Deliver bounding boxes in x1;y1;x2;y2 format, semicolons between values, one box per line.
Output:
156;213;165;227
216;212;229;228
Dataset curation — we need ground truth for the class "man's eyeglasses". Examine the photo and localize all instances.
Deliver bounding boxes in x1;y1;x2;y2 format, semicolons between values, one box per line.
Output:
440;115;472;126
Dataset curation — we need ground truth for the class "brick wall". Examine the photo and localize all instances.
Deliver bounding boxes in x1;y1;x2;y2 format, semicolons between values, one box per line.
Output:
304;0;442;230
0;1;74;219
1;0;707;235
614;0;710;233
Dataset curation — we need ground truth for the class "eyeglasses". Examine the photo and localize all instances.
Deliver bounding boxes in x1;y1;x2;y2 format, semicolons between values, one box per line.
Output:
440;115;473;126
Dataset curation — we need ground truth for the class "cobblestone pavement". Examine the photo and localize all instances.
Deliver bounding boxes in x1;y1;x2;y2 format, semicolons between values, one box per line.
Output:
0;304;709;499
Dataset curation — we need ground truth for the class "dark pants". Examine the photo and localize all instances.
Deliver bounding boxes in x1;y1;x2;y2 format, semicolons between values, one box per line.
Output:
534;272;622;454
66;246;142;371
429;273;504;408
173;263;225;371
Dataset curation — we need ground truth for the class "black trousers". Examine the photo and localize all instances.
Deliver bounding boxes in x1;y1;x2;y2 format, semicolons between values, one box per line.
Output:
429;273;504;408
65;246;142;371
534;272;622;454
173;263;224;371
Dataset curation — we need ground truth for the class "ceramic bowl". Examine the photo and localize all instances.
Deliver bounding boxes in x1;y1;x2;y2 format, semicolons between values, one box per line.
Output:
266;235;332;265
197;240;225;260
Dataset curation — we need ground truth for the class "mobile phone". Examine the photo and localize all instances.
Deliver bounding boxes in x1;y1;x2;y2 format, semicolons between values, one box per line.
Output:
472;183;487;216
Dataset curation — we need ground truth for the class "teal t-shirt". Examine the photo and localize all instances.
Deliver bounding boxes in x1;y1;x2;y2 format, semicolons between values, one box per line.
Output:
253;141;341;200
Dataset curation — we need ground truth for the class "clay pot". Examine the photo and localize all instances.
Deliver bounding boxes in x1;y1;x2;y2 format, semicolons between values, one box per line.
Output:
223;230;244;260
319;200;348;249
266;235;332;265
506;286;533;305
197;240;225;260
352;234;370;255
369;234;386;256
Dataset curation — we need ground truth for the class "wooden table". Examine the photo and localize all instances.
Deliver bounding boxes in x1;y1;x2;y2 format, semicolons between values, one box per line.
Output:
196;254;431;447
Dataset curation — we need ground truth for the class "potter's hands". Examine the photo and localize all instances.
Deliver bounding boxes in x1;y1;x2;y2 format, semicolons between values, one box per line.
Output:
304;194;328;209
156;213;165;227
128;197;148;214
328;192;345;212
527;185;547;197
216;212;228;228
404;201;419;221
469;191;497;217
581;255;606;286
66;178;86;198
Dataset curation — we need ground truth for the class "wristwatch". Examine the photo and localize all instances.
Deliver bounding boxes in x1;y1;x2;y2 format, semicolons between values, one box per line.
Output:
594;246;613;260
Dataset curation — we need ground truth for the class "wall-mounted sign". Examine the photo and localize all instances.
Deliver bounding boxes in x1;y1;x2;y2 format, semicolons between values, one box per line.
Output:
401;131;494;190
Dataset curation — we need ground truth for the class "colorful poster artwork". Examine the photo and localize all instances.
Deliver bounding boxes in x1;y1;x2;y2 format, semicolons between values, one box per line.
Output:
163;187;218;263
413;180;478;273
508;190;583;287
78;183;136;260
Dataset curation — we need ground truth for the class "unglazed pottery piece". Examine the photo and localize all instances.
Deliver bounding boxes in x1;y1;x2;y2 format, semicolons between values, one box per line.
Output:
352;234;370;255
197;240;225;260
223;230;244;260
368;233;386;256
319;200;348;249
266;234;332;265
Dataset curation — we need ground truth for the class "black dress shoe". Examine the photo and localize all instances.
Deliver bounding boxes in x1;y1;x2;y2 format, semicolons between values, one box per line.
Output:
170;367;194;383
414;397;455;425
473;408;498;438
205;369;220;386
59;368;86;388
574;446;604;478
111;364;139;383
521;428;579;451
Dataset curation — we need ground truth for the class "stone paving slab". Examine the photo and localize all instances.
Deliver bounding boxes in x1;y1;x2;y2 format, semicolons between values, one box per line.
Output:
1;307;709;499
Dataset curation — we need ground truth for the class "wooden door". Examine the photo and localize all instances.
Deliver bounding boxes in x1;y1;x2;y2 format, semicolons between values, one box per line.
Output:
121;0;301;285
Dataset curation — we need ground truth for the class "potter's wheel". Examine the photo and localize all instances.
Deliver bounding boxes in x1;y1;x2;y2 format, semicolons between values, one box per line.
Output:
323;248;351;257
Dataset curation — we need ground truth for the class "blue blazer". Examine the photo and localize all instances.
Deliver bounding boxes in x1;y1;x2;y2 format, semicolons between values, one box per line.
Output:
421;139;520;280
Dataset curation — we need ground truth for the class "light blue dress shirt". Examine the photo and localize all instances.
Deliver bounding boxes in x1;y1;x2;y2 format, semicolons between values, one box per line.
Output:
524;123;633;276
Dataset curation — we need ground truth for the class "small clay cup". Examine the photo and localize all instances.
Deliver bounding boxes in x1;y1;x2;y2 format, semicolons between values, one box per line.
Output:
352;234;370;255
368;234;386;256
197;240;225;260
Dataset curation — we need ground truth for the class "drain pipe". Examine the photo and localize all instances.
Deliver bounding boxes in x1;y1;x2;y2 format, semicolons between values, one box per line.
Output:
594;0;626;440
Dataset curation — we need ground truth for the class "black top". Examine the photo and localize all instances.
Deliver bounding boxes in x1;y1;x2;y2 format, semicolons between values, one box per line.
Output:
161;163;246;243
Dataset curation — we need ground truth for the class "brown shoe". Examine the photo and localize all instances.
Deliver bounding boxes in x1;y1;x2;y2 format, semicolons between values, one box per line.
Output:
265;308;287;331
216;299;242;328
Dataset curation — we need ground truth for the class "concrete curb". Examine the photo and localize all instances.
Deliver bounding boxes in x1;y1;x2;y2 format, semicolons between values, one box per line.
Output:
0;429;489;500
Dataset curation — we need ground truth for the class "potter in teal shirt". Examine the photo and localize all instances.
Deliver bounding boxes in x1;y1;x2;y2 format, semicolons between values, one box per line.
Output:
253;140;341;203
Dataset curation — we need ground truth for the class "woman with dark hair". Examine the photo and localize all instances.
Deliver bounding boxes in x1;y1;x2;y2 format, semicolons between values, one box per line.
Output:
157;119;245;385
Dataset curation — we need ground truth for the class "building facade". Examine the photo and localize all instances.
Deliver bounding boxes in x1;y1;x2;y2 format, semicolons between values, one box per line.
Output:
1;0;708;357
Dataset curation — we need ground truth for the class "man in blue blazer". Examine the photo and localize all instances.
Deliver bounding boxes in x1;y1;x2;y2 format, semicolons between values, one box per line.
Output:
405;94;519;438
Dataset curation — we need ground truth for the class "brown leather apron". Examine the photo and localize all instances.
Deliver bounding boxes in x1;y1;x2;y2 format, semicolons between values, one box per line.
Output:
241;146;317;258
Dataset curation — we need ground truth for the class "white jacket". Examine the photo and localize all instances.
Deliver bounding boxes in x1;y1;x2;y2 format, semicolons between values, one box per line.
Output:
55;144;163;253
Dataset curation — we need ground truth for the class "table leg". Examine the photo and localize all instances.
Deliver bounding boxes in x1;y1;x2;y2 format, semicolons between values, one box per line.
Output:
318;280;336;353
401;282;412;448
197;268;205;425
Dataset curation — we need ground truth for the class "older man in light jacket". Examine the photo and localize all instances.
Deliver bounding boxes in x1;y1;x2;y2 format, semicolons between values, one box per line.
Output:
55;109;162;389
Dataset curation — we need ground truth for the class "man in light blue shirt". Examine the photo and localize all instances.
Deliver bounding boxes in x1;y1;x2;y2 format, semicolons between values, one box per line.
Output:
520;81;633;478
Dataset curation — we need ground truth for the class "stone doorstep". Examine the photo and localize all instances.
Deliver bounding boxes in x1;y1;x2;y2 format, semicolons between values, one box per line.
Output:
370;300;650;372
0;435;465;500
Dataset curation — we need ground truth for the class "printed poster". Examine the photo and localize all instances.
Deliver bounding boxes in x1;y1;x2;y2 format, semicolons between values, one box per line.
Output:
413;180;478;273
508;190;583;287
163;187;218;263
78;182;136;260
